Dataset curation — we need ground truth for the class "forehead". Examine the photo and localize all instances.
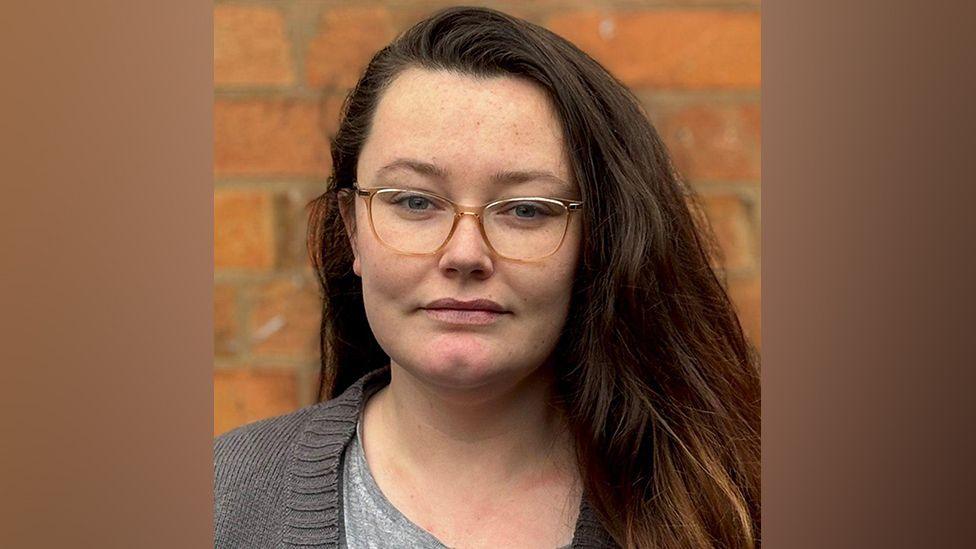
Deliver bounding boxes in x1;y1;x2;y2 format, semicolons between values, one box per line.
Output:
359;68;571;188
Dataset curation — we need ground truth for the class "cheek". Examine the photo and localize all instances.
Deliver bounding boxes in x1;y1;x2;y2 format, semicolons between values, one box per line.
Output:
540;231;581;328
358;251;410;354
514;251;578;331
358;238;413;302
547;224;581;295
356;236;432;349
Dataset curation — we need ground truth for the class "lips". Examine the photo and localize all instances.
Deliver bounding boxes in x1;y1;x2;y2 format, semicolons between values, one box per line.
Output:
424;298;507;312
422;298;509;325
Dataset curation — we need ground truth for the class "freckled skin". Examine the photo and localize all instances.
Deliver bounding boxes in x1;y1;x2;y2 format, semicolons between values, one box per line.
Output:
343;68;581;395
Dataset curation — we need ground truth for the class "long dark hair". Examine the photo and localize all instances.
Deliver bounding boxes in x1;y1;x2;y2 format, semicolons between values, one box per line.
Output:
308;7;760;548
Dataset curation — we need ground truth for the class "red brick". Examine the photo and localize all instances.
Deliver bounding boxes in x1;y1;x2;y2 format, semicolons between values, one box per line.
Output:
728;275;761;348
214;368;298;436
547;10;760;89
654;102;761;181
214;190;275;270
249;276;321;359
320;93;347;139
701;194;754;272
305;7;396;89
397;3;536;28
743;103;761;150
278;188;325;270
214;5;294;86
214;99;330;177
214;283;239;357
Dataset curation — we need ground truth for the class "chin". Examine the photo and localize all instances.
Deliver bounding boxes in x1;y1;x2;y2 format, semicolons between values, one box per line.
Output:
423;355;503;390
401;335;518;390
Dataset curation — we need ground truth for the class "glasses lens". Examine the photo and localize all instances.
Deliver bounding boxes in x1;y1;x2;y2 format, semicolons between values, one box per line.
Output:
370;189;455;254
484;199;569;260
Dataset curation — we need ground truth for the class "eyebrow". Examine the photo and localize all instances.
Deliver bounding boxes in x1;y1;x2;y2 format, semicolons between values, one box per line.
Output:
377;158;448;179
376;158;574;195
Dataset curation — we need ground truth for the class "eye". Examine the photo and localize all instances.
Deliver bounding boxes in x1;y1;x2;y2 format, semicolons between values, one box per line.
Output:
390;193;434;210
499;200;559;218
513;203;539;218
404;195;431;210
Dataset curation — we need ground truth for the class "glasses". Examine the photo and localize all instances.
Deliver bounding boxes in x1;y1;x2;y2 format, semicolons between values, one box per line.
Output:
344;185;583;261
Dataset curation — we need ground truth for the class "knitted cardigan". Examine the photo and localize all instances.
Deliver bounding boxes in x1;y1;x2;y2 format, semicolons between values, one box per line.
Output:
214;367;617;548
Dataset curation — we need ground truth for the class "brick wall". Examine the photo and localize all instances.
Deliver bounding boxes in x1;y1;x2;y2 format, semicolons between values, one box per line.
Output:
214;0;761;436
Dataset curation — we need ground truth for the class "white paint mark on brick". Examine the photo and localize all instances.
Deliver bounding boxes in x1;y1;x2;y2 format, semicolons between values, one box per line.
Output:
599;18;616;40
253;315;285;341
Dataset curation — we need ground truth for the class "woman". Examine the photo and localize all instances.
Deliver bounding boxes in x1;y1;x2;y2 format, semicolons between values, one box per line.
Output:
215;7;760;549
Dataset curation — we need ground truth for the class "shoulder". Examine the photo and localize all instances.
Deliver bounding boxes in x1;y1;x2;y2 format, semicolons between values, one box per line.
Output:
213;404;327;547
213;404;316;486
214;367;389;482
213;367;389;548
213;388;368;496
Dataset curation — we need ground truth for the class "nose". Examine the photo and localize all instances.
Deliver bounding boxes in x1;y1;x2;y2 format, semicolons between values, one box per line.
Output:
437;213;494;279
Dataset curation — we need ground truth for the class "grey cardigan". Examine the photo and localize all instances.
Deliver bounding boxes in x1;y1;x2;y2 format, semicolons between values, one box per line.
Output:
214;367;617;548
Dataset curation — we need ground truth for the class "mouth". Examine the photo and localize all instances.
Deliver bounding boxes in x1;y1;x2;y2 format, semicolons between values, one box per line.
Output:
422;298;510;325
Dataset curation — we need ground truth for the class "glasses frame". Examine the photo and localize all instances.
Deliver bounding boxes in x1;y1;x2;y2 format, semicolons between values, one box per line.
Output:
345;184;583;262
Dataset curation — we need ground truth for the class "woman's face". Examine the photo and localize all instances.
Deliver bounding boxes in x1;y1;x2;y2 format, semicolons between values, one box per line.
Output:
344;68;581;393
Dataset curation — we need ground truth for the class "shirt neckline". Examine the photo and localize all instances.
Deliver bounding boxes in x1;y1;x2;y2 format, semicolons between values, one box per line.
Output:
281;366;616;548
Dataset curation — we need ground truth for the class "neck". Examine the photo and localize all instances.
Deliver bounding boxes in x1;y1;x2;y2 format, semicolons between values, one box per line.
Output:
363;362;576;487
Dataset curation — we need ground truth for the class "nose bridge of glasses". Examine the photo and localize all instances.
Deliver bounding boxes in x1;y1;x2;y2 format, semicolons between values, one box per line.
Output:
453;204;484;217
444;208;491;248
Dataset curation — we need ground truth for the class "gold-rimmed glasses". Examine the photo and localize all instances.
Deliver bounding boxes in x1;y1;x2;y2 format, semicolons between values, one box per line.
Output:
343;185;583;261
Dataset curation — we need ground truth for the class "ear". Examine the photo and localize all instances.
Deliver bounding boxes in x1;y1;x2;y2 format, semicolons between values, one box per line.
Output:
338;193;362;277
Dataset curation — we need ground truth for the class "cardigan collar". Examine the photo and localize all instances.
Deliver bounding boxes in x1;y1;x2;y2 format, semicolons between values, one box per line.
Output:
282;367;615;548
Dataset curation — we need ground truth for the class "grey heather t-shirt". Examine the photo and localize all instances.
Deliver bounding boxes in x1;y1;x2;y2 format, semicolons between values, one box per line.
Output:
341;419;449;548
341;419;573;549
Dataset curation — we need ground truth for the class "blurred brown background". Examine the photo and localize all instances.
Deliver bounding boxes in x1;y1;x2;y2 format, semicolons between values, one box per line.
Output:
213;0;761;436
